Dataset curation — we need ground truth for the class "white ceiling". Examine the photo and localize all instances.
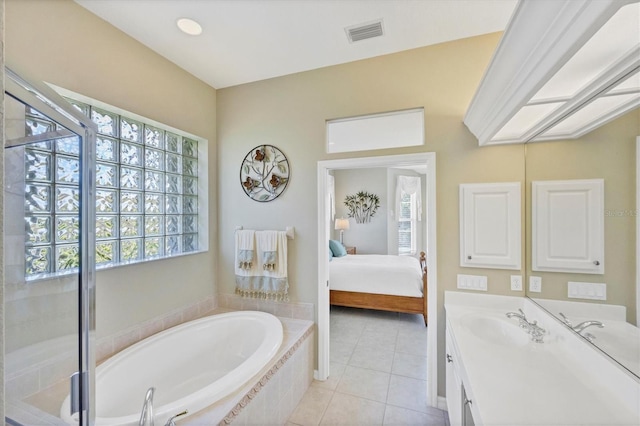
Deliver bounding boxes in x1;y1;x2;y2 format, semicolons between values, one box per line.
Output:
75;0;518;89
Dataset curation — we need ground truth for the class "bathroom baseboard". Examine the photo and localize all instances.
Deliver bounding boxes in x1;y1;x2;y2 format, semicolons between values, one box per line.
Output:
438;396;448;411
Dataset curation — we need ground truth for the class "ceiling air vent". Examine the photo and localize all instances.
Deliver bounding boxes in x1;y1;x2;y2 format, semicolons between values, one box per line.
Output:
345;19;384;43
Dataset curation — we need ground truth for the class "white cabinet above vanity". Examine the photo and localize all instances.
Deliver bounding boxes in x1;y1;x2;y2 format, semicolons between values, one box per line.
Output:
532;179;604;274
445;292;640;426
459;182;521;270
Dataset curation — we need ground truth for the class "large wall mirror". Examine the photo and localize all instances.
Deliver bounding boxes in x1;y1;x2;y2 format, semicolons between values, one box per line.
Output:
524;110;639;378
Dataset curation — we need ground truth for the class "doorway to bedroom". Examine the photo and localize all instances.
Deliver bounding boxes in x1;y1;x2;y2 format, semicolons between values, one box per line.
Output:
316;152;438;408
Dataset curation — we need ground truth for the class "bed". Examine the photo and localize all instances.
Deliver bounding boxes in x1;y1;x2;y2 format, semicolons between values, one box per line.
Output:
329;251;428;325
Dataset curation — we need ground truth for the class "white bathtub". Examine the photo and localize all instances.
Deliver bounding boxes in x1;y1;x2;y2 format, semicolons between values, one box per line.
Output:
61;311;283;426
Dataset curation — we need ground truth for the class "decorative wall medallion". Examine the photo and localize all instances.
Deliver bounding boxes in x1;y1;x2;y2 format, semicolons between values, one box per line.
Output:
240;145;290;202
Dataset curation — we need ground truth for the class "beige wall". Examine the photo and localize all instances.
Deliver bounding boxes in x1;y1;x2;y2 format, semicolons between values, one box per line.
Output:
525;112;638;323
217;32;527;396
4;0;217;338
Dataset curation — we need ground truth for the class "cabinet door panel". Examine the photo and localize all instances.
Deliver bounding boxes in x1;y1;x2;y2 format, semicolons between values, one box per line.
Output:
460;182;521;270
446;340;463;426
532;179;604;274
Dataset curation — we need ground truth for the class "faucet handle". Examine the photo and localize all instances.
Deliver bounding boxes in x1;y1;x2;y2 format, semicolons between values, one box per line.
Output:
165;410;188;426
559;312;572;326
529;322;546;343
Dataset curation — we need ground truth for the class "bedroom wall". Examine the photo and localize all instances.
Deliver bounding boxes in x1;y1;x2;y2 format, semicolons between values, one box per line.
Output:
217;31;527;398
333;168;388;254
4;0;218;339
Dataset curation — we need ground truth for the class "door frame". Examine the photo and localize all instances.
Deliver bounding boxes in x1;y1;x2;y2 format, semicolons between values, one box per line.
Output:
636;136;639;326
316;152;438;407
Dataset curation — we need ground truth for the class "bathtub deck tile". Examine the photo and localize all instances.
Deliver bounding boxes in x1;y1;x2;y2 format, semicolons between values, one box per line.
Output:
181;316;314;426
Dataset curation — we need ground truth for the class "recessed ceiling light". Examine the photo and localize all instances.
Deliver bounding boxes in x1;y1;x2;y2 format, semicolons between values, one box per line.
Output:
177;18;202;36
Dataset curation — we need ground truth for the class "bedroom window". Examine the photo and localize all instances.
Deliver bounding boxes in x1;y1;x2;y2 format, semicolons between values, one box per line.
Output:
23;96;206;279
398;192;417;255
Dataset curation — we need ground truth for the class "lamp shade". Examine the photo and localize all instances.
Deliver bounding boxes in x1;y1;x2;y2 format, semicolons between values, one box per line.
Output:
334;218;350;231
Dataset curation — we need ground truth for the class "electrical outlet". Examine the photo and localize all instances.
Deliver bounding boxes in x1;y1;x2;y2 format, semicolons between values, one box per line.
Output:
510;275;523;291
529;276;542;293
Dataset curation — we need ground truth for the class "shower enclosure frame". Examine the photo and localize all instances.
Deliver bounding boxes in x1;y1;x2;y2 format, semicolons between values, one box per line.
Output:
4;68;97;425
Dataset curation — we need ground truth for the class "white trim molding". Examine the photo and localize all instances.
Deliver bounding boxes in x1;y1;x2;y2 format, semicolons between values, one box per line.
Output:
464;0;638;145
316;152;439;407
637;136;640;326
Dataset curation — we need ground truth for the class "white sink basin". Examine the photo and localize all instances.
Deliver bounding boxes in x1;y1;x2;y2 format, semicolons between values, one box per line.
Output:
459;314;531;347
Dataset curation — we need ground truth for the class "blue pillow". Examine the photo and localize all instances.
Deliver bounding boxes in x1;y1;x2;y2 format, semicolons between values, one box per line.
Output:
329;247;333;261
329;239;347;257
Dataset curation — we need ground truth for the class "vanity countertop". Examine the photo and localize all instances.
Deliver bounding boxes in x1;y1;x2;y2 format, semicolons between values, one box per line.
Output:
445;292;640;426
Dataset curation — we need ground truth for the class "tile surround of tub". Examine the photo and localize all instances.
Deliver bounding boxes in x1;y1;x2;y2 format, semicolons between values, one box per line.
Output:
8;290;309;404
96;295;217;362
8;311;314;426
5;295;218;406
220;292;315;321
183;317;315;425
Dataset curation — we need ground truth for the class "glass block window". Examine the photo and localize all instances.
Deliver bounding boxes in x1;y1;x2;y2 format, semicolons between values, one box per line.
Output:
24;105;81;276
23;99;200;278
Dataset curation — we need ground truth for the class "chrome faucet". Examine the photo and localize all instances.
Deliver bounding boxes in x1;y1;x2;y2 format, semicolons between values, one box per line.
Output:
506;309;546;343
139;387;155;426
573;320;604;342
559;313;604;342
506;309;529;327
527;320;546;343
559;312;572;327
573;320;605;333
165;410;188;426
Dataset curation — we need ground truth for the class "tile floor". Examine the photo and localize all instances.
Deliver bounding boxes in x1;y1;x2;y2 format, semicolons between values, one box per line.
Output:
287;306;449;426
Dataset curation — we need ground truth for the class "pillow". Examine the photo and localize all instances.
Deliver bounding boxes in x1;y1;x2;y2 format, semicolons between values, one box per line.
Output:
329;247;333;261
329;239;347;257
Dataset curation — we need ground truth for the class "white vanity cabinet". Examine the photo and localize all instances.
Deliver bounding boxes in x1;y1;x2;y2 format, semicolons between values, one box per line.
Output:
446;328;476;426
445;292;640;426
459;182;521;270
445;335;462;426
532;179;604;274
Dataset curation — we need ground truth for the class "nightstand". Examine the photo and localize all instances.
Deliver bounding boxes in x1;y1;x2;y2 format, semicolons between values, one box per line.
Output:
345;246;356;255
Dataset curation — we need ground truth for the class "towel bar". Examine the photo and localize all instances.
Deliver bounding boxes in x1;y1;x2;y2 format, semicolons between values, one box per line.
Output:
235;226;295;240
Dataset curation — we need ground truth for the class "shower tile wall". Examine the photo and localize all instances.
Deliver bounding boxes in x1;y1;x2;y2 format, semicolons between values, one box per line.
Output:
4;146;79;404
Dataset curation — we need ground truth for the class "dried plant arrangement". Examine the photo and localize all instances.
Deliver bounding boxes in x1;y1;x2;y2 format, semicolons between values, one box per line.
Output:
344;191;380;223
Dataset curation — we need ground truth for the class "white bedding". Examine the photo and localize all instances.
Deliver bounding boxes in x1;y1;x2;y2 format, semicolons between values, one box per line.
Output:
329;254;423;298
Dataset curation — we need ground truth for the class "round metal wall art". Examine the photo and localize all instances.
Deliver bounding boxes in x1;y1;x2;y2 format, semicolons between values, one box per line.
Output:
240;144;290;202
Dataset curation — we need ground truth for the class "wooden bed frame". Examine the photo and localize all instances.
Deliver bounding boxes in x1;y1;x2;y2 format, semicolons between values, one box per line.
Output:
329;252;428;326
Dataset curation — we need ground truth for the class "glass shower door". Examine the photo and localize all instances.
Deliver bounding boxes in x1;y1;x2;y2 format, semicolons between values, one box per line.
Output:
4;70;96;425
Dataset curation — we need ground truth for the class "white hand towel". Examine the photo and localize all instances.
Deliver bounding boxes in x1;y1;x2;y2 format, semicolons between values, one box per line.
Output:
235;230;288;301
235;230;255;271
257;230;278;271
